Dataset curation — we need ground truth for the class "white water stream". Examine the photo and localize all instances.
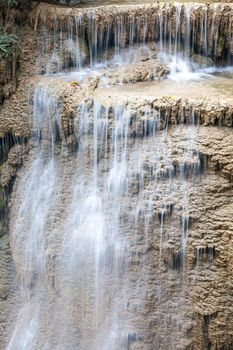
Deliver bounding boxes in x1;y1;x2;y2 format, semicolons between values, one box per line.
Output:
7;90;201;349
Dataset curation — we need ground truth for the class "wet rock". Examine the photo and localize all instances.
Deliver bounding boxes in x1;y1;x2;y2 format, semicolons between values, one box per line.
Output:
99;59;169;86
0;144;28;188
191;54;214;68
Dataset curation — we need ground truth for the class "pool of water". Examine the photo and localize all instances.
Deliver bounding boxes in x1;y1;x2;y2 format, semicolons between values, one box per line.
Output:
95;64;233;101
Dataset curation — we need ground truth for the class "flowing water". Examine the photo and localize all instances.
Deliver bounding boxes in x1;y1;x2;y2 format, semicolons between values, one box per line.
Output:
38;2;232;74
8;95;201;349
6;2;233;350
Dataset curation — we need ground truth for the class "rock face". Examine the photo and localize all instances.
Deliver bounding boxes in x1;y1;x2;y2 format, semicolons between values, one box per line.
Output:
0;57;17;105
1;1;233;350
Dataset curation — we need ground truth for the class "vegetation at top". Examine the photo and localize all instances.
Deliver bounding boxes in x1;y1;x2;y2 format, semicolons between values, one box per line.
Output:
0;0;32;58
0;31;18;57
0;0;31;7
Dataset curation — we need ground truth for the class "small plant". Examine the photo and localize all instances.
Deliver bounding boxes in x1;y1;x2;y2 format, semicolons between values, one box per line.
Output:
7;0;19;6
0;31;18;58
0;0;32;11
0;0;21;7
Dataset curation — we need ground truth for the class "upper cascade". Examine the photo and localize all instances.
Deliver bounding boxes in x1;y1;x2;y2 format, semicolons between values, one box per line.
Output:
32;1;233;73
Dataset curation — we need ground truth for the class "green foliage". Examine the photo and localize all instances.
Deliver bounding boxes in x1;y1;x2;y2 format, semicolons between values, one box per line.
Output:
0;0;20;7
0;31;18;57
0;0;31;8
0;0;31;58
8;0;20;6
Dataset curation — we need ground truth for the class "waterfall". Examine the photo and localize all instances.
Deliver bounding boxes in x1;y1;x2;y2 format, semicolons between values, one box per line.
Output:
5;1;233;349
37;3;233;74
7;88;61;350
7;85;202;348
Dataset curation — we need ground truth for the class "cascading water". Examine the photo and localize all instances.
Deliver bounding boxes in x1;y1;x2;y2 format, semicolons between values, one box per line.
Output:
7;88;60;350
6;1;233;350
7;85;202;349
39;1;233;90
39;2;233;75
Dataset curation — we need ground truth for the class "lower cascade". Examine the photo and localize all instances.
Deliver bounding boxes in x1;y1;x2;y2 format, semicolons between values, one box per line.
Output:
8;94;200;349
1;1;233;350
